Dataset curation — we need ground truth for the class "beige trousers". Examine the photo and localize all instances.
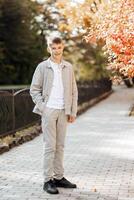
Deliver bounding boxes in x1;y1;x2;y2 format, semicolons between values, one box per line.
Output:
41;107;67;182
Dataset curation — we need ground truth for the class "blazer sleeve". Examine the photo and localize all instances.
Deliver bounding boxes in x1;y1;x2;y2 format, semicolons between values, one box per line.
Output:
29;63;44;109
71;68;78;117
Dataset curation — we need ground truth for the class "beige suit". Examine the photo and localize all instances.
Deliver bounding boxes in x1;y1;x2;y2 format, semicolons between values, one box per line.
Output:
30;58;78;117
30;58;78;182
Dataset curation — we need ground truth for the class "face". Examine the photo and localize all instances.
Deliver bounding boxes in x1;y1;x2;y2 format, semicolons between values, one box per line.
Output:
48;43;64;58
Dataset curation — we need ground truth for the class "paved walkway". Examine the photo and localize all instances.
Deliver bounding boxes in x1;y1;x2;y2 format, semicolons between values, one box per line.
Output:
1;85;134;200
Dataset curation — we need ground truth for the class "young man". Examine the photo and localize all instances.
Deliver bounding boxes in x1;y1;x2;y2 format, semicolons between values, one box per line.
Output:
30;37;78;194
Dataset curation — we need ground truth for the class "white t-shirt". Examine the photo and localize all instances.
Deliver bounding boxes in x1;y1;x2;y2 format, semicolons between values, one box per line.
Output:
46;59;65;109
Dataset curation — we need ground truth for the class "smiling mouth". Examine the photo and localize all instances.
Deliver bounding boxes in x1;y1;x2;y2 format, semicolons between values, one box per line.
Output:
55;53;61;55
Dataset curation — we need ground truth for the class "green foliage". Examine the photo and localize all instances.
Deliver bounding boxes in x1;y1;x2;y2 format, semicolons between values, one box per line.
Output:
79;44;110;81
0;0;46;84
64;37;110;81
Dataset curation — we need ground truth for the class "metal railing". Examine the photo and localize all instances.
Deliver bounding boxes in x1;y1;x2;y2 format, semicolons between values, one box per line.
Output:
0;88;39;137
77;78;112;105
0;78;112;137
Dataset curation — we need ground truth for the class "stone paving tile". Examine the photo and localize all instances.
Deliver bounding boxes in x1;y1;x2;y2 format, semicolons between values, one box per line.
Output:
0;86;134;200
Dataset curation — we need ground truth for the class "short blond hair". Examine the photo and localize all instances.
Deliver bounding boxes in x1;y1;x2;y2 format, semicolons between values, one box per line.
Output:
47;37;63;47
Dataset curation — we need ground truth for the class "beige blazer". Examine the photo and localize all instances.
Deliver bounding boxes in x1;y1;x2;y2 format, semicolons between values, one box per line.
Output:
30;58;78;117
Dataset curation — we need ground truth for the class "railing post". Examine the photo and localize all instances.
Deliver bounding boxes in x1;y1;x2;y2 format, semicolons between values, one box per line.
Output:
12;89;15;130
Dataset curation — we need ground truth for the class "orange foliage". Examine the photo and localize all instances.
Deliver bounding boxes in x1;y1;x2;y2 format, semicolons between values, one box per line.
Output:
57;0;134;78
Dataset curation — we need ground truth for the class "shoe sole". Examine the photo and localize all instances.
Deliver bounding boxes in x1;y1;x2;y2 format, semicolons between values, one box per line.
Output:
44;190;59;194
43;188;59;194
55;185;77;188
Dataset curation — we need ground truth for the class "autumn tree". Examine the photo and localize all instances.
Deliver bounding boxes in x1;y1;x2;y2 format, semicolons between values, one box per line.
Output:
57;0;134;81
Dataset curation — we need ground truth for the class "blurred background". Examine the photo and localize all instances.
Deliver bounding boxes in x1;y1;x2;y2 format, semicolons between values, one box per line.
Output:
1;0;133;141
0;0;110;85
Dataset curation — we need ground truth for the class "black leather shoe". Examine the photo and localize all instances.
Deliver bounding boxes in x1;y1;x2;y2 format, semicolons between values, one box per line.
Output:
53;177;77;188
43;179;59;194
